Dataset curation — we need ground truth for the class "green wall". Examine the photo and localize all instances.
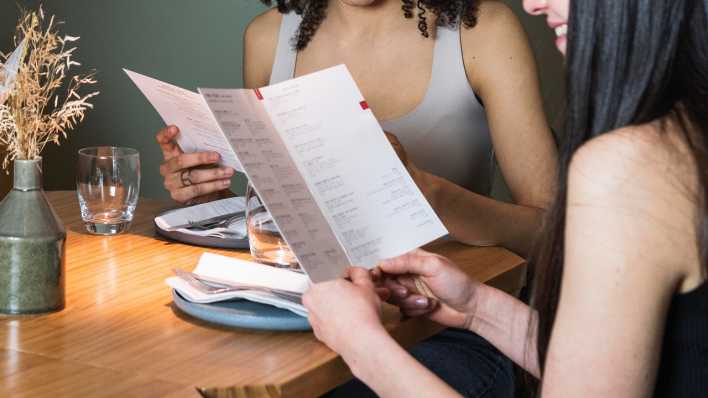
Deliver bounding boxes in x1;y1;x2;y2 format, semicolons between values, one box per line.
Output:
0;0;265;198
1;1;563;200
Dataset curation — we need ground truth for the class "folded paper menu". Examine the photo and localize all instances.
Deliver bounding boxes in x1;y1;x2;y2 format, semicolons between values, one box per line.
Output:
129;65;448;283
166;252;308;317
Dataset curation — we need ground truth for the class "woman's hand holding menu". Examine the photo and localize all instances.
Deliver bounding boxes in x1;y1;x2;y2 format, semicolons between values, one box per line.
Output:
157;125;235;204
379;249;484;329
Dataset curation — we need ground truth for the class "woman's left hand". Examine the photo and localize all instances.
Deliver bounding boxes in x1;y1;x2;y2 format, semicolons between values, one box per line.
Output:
303;267;389;358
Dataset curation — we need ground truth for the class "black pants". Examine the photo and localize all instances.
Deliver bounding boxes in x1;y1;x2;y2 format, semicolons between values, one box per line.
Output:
324;328;516;398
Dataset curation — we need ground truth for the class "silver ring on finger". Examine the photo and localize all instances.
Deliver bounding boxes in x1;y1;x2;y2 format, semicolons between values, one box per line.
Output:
180;169;193;187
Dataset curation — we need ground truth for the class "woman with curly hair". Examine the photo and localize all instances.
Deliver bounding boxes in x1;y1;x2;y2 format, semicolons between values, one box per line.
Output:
158;0;556;258
156;0;557;396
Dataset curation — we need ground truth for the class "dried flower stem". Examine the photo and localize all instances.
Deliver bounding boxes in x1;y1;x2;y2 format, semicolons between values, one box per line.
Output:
0;6;99;171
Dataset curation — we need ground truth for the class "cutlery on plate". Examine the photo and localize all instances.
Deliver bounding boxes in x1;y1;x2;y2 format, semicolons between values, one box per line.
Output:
187;211;246;230
164;210;246;231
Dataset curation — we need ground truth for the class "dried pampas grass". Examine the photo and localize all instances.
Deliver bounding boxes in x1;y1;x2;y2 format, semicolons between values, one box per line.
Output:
0;6;99;171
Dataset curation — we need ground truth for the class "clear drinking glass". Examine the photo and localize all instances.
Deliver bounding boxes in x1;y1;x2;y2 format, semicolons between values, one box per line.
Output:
245;183;299;269
76;147;140;235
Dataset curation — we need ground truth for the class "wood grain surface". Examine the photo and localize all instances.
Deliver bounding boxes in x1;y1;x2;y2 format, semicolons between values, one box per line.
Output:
0;191;526;398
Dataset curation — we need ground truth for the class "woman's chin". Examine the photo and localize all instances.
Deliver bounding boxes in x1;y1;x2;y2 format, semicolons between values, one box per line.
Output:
339;0;378;7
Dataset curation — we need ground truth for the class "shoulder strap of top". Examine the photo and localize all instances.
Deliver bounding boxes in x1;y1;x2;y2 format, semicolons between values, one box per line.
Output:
429;23;470;94
269;12;302;85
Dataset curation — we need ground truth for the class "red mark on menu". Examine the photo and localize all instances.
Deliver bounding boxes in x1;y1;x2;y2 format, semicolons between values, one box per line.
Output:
360;101;369;110
254;88;263;100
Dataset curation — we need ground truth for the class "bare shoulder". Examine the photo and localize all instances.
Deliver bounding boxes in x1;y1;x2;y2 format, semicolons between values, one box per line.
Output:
461;0;536;93
463;0;525;43
569;120;698;195
568;119;701;282
475;0;519;24
245;8;282;39
243;8;283;88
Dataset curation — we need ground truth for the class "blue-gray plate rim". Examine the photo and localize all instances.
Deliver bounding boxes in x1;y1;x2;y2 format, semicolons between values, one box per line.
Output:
171;290;311;332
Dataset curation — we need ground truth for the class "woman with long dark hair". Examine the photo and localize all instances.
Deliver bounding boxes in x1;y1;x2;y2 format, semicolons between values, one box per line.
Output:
156;1;557;396
303;0;708;396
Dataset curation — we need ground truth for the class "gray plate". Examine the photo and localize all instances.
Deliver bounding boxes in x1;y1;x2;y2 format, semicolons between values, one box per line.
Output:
172;290;311;332
154;210;250;250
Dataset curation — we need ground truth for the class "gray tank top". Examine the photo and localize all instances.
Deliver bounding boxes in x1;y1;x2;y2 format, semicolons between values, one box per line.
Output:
270;13;493;194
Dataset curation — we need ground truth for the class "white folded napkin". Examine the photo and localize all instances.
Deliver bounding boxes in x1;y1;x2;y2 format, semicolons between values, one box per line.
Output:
166;252;309;317
154;197;247;238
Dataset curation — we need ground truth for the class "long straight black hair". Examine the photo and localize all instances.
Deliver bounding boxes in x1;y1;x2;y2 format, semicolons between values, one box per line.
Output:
531;0;708;374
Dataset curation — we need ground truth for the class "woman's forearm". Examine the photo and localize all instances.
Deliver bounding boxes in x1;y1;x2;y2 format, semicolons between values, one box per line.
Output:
421;172;545;257
345;286;541;396
345;329;462;398
468;284;540;378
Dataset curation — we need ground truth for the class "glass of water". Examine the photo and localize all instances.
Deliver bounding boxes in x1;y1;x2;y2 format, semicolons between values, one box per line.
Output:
76;147;140;235
245;182;299;269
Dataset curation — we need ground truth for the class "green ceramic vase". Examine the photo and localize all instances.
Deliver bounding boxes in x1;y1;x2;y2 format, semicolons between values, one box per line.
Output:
0;158;66;314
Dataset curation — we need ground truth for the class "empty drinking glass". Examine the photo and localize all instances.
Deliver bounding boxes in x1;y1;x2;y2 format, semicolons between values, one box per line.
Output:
245;182;299;269
76;147;140;235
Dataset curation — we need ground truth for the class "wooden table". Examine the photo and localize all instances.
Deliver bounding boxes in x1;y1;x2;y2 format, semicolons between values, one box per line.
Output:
0;191;526;398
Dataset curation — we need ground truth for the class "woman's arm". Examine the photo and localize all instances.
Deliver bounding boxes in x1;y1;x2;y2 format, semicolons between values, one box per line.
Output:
423;173;549;257
378;251;542;377
354;288;541;394
346;329;462;398
466;284;541;378
348;283;542;395
243;9;281;89
304;254;543;396
541;129;698;397
305;268;462;398
421;1;557;256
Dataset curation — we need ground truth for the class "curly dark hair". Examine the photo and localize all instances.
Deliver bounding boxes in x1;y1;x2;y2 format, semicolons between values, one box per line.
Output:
260;0;480;50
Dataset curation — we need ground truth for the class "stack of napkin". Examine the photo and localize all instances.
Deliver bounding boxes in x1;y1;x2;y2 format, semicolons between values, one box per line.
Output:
166;252;309;317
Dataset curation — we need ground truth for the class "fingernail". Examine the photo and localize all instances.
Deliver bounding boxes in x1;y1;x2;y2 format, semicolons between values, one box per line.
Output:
415;297;429;308
224;168;235;177
209;153;220;161
394;286;408;297
222;179;231;187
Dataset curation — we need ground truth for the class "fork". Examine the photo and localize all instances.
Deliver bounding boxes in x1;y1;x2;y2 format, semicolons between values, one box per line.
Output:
172;269;303;304
187;212;246;231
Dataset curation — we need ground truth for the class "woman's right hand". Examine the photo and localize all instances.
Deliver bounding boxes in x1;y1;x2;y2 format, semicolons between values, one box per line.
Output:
157;125;235;204
378;249;484;330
